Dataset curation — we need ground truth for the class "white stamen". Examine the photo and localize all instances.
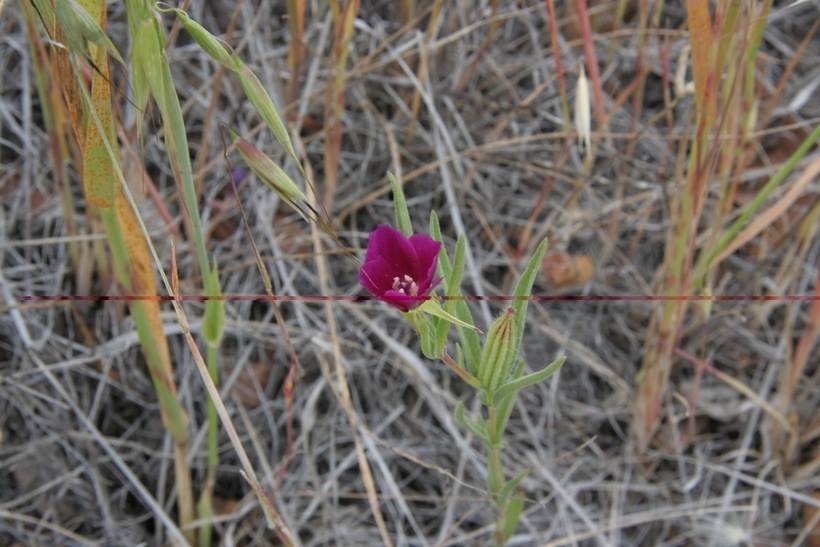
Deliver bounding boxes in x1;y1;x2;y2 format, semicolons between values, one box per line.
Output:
391;274;419;297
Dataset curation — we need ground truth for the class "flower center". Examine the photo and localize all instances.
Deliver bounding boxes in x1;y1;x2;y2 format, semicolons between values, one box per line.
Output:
392;274;419;297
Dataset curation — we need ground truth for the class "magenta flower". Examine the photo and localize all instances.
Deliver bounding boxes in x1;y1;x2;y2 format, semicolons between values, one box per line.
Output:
359;225;442;312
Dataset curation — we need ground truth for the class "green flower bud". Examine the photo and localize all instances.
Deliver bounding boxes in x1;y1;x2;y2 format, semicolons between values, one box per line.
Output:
478;308;517;393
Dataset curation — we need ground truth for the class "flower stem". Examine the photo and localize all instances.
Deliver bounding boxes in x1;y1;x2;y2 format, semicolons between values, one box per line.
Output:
440;352;483;389
486;401;513;545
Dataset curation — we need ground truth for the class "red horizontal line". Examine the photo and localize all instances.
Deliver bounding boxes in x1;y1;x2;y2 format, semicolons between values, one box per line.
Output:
20;295;818;302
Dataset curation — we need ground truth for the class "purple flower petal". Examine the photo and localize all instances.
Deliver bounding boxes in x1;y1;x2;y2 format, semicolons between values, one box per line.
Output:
359;225;441;312
358;255;392;294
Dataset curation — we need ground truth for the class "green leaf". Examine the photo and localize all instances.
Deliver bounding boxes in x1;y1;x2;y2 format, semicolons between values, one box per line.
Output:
498;469;529;501
501;489;526;543
433;234;467;355
430;211;481;375
427;210;448;355
433;314;449;357
495;361;525;430
389;172;413;237
454;402;490;443
55;0;125;65
429;210;443;246
510;238;549;361
692;123;820;291
418;300;480;332
407;309;438;359
455;343;464;369
446;235;466;314
31;0;56;38
132;18;166;112
494;356;566;401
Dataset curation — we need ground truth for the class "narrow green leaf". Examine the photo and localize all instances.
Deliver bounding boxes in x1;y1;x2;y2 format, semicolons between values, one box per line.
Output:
454;402;490;443
31;0;56;36
455;343;464;369
433;234;467;354
431;211;481;374
418;300;480;332
498;470;529;501
407;309;439;359
501;490;526;543
446;235;466;314
693;123;820;290
510;238;548;360
429;210;443;247
495;361;525;432
389;172;413;237
156;37;212;279
56;0;125;65
132;18;166;112
494;356;566;401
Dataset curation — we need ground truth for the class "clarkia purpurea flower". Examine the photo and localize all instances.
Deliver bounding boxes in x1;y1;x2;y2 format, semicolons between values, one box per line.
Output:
358;225;441;312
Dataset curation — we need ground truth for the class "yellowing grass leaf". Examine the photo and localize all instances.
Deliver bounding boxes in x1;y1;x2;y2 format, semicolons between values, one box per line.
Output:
113;190;174;369
685;0;715;122
81;0;116;208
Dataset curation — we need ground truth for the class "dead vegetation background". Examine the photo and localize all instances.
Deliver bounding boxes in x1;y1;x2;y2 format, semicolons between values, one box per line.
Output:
1;0;819;545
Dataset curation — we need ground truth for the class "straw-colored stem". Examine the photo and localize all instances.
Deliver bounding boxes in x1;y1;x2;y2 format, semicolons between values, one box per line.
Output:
544;0;570;130
285;0;306;107
324;0;360;212
573;0;605;128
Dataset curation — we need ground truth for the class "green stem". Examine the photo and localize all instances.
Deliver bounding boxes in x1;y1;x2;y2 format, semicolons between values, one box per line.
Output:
198;343;220;547
206;343;220;470
486;402;510;545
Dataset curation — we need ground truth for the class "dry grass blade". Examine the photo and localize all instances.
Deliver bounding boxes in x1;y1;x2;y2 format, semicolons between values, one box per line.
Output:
323;0;360;213
285;0;307;106
712;158;820;266
298;131;394;546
